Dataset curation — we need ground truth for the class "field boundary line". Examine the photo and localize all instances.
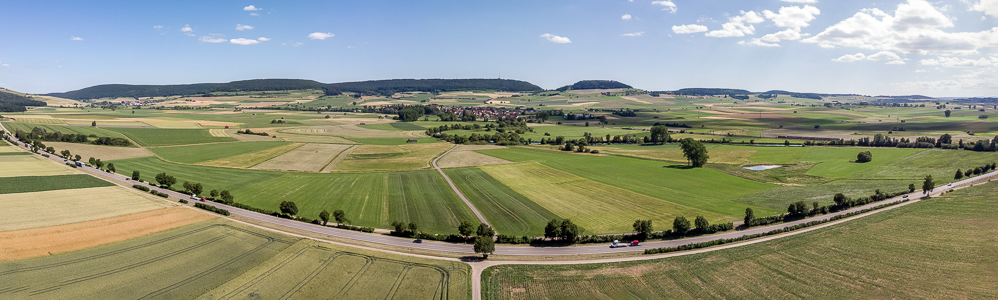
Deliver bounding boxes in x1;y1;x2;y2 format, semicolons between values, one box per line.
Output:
433;144;492;228
320;144;358;173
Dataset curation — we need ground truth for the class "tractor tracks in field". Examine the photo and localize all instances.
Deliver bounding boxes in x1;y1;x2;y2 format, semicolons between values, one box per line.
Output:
433;144;492;229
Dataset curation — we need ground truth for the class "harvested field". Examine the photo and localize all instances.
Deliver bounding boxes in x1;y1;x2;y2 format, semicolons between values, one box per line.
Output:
8;116;66;125
65;119;152;127
280;124;420;138
620;96;651;104
0;186;174;231
277;132;358;144
252;143;352;172
200;143;303;168
336;143;452;171
0;174;114;194
436;145;512;168
480;162;728;234
0;206;214;260
320;145;358;173
202;239;468;299
44;141;153;160
0;219;296;299
208;129;229;137
0;154;78;177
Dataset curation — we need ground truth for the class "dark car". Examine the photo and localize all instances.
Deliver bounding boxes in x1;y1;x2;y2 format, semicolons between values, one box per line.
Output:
414;239;423;243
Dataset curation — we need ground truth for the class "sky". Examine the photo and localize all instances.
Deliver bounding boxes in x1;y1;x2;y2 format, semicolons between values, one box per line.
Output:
0;0;997;97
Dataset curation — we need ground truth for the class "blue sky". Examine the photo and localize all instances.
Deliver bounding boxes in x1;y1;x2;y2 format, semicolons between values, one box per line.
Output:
0;0;996;97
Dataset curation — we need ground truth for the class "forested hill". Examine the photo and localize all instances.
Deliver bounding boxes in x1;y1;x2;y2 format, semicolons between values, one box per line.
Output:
570;80;632;90
672;88;751;96
0;90;47;112
325;79;543;95
47;78;542;99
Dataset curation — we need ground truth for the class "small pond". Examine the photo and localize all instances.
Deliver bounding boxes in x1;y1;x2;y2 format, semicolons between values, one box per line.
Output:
744;165;781;171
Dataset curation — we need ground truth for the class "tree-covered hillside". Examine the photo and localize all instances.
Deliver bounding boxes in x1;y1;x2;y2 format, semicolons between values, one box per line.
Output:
672;88;751;96
210;79;325;92
0;90;47;112
46;83;223;100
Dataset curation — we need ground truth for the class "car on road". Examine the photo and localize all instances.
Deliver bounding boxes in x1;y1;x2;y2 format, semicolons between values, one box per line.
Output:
630;240;641;246
413;239;423;243
610;240;619;248
948;183;953;186
903;195;908;198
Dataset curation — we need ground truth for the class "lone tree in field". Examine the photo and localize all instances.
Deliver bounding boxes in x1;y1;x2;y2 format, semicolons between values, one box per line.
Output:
945;110;952;117
694;216;709;233
673;216;691;235
155;172;176;188
955;169;964;180
220;190;234;204
632;220;653;239
856;151;873;163
922;175;936;195
333;209;349;224
279;201;299;216
544;219;562;241
319;210;330;225
458;221;474;238
477;223;495;237
679;138;709;167
91;121;97;127
474;236;495;259
650;125;670;145
131;170;140;181
744;208;755;227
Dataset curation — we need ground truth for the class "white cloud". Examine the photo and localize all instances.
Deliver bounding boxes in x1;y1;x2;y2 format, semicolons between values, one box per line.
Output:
886;60;907;64
803;0;998;56
70;36;83;41
153;25;163;29
236;24;253;31
621;14;633;20
867;50;903;61
782;0;817;3
763;5;820;28
759;27;806;42
921;56;994;67
970;0;998;17
540;33;572;43
199;36;227;43
915;69;928;72
308;32;335;40
244;5;261;11
230;38;260;45
672;24;709;34
738;39;781;47
181;25;194;36
257;37;270;41
706;11;765;37
622;32;644;37
651;1;677;13
833;53;867;62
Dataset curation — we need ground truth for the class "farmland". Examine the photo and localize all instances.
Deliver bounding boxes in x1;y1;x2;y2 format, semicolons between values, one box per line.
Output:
0;174;113;194
149;141;292;164
42;141;154;160
200;142;303;168
252;143;351;172
445;167;559;236
436;145;512;169
0;154;79;177
483;180;998;300
108;128;237;146
336;142;453;171
0;186;173;231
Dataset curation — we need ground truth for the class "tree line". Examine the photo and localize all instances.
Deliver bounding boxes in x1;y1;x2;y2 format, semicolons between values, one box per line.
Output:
13;127;132;147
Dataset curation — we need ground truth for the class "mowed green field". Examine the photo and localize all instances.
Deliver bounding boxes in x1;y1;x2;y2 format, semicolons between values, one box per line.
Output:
484;181;998;300
856;148;998;180
799;147;920;178
108;128;237;146
107;156;477;234
149;141;292;164
735;179;913;210
479;147;780;218
2;122;129;139
0;174;113;194
445;167;560;236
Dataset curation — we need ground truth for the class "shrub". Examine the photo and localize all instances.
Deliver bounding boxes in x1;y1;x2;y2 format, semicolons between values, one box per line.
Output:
179;199;189;204
194;203;230;216
132;184;150;192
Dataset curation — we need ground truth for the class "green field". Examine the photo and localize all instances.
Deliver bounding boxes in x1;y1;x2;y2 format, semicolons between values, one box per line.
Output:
484;180;998;299
148;141;291;164
479;147;781;218
345;137;442;145
746;146;807;164
107;128;237;146
856;148;998;180
445;167;560;236
2;122;129;139
799;147;920;178
0;174;114;194
735;179;913;210
107;156;477;234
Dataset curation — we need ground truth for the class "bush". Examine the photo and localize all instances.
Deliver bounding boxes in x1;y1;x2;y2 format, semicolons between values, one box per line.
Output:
194;203;231;216
179;199;189;204
132;184;150;192
150;190;169;198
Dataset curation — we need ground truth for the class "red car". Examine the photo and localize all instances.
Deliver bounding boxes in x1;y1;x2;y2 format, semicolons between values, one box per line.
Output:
630;240;641;246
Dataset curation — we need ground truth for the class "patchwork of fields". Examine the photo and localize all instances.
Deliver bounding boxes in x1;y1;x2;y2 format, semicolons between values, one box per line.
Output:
0;186;174;231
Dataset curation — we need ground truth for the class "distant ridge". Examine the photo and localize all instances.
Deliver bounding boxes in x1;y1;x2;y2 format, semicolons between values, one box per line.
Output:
0;89;47;112
556;80;632;91
46;78;543;100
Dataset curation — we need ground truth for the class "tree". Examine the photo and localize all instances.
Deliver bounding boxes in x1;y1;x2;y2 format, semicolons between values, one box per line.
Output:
95;159;104;170
559;219;581;244
91;121;97;127
391;221;406;233
945;110;952;117
679;138;709;167
544;219;562;240
279;201;299;216
922;175;935;194
694;216;709;233
333;209;348;224
397;108;423;122
856;151;872;163
673;216;691;235
60;149;71;158
650;125;670;144
189;182;203;196
220;190;234;204
477;223;495;237
46;146;55;154
788;201;808;216
210;189;219;198
106;163;115;173
131;170;140;181
939;133;952;144
632;220;653;239
908;183;916;193
833;193;848;206
473;236;495;259
955;169;964;180
319;210;330;225
407;222;419;235
744;208;755;226
88;157;96;166
458;220;474;238
73;154;81;161
155;172;176;188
